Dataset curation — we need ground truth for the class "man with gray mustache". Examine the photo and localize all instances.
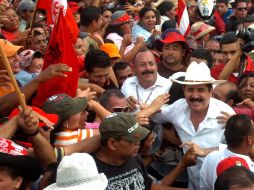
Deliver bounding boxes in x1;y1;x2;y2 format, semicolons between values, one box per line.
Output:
121;48;171;153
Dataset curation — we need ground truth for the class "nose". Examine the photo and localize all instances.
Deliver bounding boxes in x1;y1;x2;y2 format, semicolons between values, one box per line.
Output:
191;90;199;98
246;84;252;91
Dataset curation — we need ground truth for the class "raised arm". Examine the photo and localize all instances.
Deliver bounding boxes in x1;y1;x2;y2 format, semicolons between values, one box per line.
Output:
19;108;56;167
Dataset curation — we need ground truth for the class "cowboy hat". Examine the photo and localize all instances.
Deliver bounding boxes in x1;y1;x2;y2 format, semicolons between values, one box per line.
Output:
170;62;226;85
191;21;215;40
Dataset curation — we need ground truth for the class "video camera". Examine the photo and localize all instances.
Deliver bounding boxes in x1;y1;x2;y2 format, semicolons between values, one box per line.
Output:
236;27;254;52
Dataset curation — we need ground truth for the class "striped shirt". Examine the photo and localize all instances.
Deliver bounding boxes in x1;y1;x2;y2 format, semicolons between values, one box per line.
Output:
53;129;94;147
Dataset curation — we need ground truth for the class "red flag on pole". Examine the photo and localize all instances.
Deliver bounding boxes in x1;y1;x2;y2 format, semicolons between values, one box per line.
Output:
37;0;68;25
32;8;79;107
177;0;191;36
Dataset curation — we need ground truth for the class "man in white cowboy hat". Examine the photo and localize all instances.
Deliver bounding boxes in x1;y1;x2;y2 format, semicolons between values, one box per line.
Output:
144;62;236;189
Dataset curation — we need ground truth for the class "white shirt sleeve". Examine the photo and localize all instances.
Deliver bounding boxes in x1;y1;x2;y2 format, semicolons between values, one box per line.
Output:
199;153;216;190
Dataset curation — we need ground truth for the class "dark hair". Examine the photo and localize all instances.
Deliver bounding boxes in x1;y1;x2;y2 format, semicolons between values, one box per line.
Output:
215;166;254;190
216;0;229;5
99;89;125;110
85;46;111;73
139;7;157;19
33;23;44;29
161;20;177;32
157;1;175;16
225;114;254;148
217;82;241;105
238;72;254;90
168;77;185;104
104;38;114;44
100;135;121;147
191;49;213;68
32;51;43;59
232;0;248;8
100;6;112;15
220;32;238;47
80;6;101;27
206;38;220;47
33;30;44;37
105;24;125;38
113;61;130;74
0;166;28;190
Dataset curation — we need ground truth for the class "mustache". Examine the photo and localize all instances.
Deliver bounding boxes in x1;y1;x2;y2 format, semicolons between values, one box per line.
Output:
189;98;203;102
142;70;154;75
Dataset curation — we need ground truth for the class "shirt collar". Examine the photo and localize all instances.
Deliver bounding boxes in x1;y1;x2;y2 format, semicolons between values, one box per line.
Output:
130;73;166;88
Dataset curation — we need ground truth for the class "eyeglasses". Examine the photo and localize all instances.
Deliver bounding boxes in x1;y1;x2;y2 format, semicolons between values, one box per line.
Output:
112;106;130;113
237;7;247;11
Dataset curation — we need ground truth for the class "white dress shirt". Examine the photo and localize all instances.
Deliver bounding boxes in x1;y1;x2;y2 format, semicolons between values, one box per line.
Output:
154;98;236;189
200;147;254;190
121;73;172;106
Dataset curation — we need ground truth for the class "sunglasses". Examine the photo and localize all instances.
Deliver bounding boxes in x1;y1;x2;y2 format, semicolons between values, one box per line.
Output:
112;106;130;113
237;7;247;11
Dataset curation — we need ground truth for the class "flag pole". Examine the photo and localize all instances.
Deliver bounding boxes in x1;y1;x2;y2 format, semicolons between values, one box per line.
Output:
0;44;27;110
30;0;39;30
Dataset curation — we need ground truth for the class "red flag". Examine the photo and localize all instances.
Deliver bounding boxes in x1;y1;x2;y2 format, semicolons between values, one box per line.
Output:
177;0;190;36
37;0;53;24
32;8;79;107
37;0;68;25
37;0;78;43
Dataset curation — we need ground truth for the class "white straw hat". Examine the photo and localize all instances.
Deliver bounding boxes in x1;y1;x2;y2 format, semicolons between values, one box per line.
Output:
171;62;226;85
44;153;108;190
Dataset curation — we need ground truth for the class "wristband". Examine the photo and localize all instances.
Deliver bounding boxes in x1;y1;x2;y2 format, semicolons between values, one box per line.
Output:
26;128;40;137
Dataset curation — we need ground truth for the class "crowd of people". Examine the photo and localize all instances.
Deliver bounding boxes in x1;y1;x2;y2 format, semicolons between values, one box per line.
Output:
1;0;254;189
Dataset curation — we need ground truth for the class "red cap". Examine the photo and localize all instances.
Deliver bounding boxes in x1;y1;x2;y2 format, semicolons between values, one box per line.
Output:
0;138;27;156
68;2;80;13
9;106;60;128
156;29;188;50
216;157;250;176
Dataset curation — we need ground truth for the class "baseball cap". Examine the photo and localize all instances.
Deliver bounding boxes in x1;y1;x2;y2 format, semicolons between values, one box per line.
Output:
216;156;250;176
17;0;35;13
0;39;22;57
0;138;42;181
110;10;131;26
99;113;150;142
155;29;188;51
100;43;121;59
8;106;60;128
42;94;87;121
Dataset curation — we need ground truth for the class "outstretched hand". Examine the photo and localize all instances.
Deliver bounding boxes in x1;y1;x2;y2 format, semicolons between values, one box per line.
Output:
216;111;233;124
36;64;72;82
